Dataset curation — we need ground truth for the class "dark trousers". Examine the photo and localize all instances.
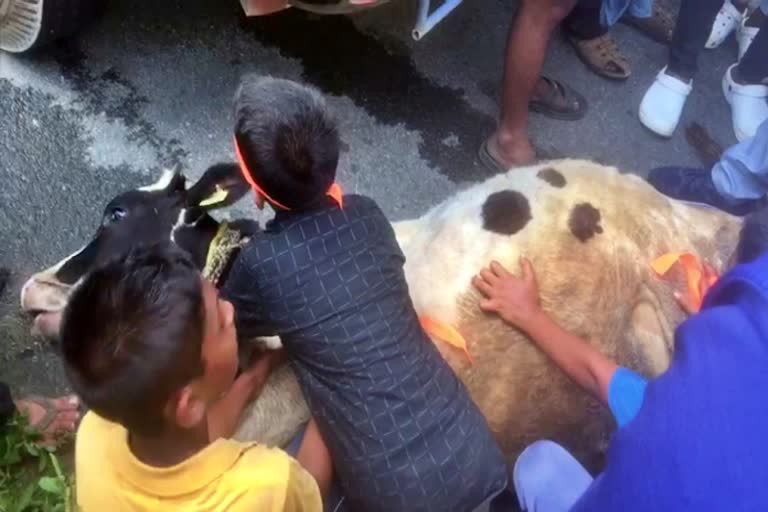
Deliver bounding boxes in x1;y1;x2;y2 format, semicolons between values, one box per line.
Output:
670;0;767;81
564;0;608;40
740;17;768;83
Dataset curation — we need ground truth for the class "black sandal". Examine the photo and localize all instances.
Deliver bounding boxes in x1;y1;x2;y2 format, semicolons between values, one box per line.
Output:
529;76;588;121
478;138;563;174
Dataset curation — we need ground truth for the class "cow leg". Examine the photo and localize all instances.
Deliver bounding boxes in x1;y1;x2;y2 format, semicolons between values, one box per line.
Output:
622;282;677;378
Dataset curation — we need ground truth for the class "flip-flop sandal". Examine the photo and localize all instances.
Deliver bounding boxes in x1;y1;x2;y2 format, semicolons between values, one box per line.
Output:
528;76;588;121
478;139;562;174
622;1;675;45
478;139;509;173
567;33;631;81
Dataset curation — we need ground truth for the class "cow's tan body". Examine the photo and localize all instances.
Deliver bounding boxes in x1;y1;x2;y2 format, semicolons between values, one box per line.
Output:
233;159;741;469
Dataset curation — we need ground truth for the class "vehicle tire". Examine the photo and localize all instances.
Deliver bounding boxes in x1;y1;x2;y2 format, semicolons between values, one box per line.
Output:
0;0;98;54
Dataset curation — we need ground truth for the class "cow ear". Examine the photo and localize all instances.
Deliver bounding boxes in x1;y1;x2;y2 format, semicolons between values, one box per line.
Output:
186;163;250;210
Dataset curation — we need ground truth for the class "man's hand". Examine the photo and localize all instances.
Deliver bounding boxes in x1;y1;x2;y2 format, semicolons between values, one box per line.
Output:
674;262;718;315
207;348;288;441
238;348;288;401
472;257;543;331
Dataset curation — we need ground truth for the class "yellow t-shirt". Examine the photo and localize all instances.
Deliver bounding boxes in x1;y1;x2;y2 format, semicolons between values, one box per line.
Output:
75;412;321;512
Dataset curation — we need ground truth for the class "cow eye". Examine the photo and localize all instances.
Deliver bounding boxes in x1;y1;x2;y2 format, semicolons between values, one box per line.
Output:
104;207;127;225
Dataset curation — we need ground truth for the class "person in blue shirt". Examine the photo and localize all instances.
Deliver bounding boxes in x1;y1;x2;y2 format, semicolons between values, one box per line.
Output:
472;206;768;512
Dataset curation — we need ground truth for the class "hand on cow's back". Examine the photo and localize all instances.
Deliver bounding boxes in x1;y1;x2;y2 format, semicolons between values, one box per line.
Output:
472;257;544;332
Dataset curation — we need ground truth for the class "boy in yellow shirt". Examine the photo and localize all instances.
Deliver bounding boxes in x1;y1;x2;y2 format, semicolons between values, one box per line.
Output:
60;243;332;511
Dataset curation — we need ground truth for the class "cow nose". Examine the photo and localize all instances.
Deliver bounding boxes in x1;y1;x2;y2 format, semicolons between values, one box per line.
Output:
20;273;72;315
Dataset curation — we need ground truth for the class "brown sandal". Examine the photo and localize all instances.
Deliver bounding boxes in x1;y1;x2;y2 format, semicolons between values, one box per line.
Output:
568;33;631;81
622;1;675;45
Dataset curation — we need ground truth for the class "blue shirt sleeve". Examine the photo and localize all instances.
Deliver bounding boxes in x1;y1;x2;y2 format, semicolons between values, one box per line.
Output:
607;367;648;428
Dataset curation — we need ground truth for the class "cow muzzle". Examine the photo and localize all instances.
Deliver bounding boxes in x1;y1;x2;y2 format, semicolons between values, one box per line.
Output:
20;272;74;340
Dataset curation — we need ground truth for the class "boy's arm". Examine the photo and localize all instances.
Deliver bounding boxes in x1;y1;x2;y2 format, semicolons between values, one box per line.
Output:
295;417;333;498
519;309;618;404
207;349;287;441
219;256;277;339
473;258;618;405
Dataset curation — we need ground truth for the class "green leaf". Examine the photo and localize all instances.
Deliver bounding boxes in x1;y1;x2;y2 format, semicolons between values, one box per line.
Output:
38;452;48;472
25;443;39;457
38;476;62;494
14;481;37;512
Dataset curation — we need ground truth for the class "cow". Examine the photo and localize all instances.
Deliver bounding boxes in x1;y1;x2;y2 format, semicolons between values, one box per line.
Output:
20;158;743;471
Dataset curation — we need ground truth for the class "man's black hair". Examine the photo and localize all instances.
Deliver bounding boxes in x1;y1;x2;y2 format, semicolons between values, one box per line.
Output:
736;206;768;264
233;75;340;210
60;243;205;436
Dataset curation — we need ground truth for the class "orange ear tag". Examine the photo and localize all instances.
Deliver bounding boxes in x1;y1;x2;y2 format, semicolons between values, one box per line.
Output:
651;252;718;313
326;183;344;208
419;315;473;364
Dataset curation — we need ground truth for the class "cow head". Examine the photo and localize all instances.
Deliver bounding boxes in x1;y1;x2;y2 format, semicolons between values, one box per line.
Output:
20;163;252;340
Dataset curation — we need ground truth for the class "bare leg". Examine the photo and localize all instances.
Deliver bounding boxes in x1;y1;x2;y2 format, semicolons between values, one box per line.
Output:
491;0;577;167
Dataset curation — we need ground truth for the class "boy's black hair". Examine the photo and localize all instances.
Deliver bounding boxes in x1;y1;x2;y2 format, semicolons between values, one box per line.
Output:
233;75;340;210
736;206;768;264
60;243;205;436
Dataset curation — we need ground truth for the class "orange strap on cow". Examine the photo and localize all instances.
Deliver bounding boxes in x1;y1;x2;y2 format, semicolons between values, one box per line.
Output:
651;252;719;312
234;136;343;209
419;315;473;364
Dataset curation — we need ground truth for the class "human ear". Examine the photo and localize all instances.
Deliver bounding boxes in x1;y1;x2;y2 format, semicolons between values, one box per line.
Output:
170;386;207;430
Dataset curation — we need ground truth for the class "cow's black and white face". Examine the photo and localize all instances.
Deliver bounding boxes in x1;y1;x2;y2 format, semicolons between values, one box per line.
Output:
21;163;251;340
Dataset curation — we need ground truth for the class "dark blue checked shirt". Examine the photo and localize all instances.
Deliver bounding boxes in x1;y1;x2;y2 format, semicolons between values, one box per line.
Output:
223;195;508;512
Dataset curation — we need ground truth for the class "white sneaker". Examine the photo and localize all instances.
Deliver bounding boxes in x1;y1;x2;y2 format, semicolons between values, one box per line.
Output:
706;0;744;49
736;18;760;60
722;63;768;141
639;67;693;137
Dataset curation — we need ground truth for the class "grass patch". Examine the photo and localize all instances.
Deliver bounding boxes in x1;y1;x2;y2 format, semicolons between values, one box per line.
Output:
0;414;74;512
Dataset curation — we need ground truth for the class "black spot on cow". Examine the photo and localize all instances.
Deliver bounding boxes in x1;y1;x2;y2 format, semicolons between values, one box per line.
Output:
569;203;603;242
482;191;532;235
537;168;566;188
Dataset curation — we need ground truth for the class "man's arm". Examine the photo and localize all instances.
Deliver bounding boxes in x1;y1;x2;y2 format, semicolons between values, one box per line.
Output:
472;258;619;405
207;349;287;441
519;310;618;404
219;253;277;339
295;417;333;498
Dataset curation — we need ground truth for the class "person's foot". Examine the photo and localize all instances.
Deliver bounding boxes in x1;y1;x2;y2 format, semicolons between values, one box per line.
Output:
568;33;631;81
480;132;536;171
647;166;761;216
529;76;588;121
623;1;675;44
706;0;745;49
722;63;768;142
737;8;763;60
15;394;81;447
639;66;693;137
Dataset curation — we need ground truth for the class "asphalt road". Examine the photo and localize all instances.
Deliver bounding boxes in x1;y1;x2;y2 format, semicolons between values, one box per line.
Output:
0;0;742;394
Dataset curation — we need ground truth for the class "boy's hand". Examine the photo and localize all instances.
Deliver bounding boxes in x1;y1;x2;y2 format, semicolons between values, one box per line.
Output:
472;257;543;331
238;348;288;400
674;261;718;315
